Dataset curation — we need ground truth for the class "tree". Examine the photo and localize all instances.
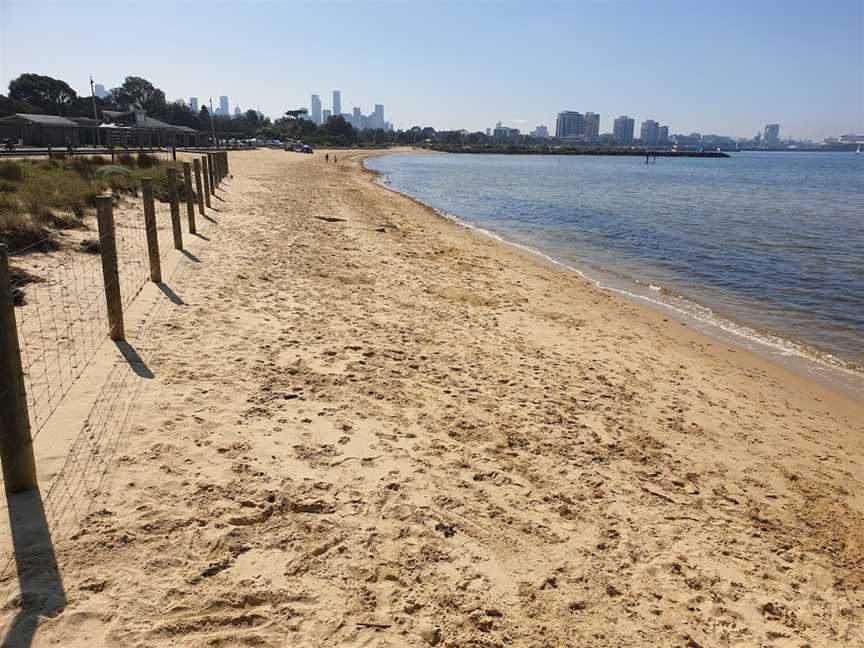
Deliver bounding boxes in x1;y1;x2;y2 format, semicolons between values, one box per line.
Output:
8;73;78;115
110;76;167;117
165;100;201;129
0;94;42;117
245;109;261;129
323;115;355;141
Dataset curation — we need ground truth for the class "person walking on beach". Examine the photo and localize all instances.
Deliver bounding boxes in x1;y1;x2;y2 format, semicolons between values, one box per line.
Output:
325;153;329;162
334;156;338;164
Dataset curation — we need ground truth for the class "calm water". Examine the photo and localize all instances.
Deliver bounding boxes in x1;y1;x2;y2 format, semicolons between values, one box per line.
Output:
366;151;864;385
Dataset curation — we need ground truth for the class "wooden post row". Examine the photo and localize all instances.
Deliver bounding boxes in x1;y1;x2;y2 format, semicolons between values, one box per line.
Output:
95;196;125;341
0;244;39;493
201;156;212;208
167;168;183;250
193;158;205;215
141;178;161;283
183;162;196;235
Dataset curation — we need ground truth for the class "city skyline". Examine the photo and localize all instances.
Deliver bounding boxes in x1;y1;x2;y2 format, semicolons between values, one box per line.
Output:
2;1;861;139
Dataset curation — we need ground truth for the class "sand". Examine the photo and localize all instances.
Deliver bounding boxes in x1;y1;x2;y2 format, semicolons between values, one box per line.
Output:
0;148;861;647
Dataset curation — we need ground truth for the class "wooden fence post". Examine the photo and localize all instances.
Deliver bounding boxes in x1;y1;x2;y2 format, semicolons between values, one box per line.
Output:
183;162;196;235
95;196;125;341
201;156;212;208
141;178;161;283
223;150;229;176
193;158;205;215
0;244;39;493
167;168;183;250
207;153;217;192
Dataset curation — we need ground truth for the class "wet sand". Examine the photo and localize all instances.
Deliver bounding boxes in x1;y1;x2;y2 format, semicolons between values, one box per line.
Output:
0;147;861;647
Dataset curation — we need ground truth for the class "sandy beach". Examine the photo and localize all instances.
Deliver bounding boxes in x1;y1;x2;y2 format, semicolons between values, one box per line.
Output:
1;147;861;647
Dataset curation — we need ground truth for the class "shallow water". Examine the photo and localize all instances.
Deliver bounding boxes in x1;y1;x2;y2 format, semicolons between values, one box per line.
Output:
366;151;864;387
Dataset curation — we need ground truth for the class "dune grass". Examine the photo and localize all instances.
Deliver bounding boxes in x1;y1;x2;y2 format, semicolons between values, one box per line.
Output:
0;155;186;253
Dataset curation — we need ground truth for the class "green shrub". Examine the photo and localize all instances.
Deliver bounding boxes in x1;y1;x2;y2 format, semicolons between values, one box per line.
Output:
0;181;17;193
0;161;24;182
95;165;133;179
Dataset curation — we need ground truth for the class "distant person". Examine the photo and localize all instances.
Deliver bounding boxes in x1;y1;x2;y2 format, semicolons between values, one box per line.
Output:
325;153;329;162
334;156;338;164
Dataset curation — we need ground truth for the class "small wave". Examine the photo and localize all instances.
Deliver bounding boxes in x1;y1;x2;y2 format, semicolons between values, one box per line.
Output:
364;158;864;390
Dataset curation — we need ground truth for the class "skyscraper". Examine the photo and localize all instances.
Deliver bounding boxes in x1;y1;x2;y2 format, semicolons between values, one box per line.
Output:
764;123;780;145
584;112;600;141
555;111;586;138
310;94;322;124
373;104;384;129
234;104;242;118
219;96;230;116
93;83;109;98
190;97;199;112
613;116;635;144
332;90;341;116
658;125;669;144
322;109;332;123
640;119;660;145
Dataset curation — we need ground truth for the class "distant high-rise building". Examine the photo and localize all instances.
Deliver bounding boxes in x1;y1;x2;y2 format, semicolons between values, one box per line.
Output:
764;123;780;145
190;97;199;112
555;111;586;138
584;112;600;141
640;119;660;145
93;83;109;98
322;109;332;122
486;128;492;136
373;104;384;129
310;94;322;124
658;125;669;144
352;107;361;119
613;116;635;145
531;125;549;138
219;96;230;116
332;90;341;116
234;104;242;118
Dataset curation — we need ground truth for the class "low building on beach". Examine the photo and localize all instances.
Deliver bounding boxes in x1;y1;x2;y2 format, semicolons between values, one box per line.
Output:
0;109;206;148
0;113;82;146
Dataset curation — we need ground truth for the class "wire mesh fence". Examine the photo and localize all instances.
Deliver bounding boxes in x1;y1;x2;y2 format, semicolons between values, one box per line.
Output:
4;154;223;441
0;152;229;580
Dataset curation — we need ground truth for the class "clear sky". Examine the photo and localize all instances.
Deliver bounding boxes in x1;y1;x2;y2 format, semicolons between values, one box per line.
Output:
1;0;862;140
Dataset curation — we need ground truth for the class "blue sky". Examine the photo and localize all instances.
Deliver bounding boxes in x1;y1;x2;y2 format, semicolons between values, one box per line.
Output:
1;0;862;139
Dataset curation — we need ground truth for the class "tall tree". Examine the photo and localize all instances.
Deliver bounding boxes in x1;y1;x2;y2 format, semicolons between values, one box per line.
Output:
8;73;78;115
245;109;260;129
110;76;167;117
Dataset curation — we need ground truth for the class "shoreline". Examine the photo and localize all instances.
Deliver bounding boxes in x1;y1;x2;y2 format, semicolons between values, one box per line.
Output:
362;150;864;401
2;148;861;647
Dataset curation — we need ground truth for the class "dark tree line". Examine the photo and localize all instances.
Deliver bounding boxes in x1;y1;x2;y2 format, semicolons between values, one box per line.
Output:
1;72;453;147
